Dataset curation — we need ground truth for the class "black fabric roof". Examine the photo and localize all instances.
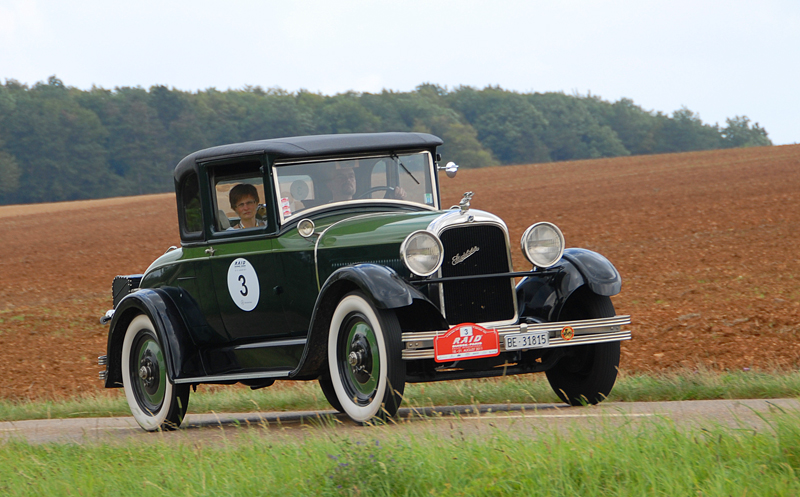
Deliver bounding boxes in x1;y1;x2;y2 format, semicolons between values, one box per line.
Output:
174;132;443;182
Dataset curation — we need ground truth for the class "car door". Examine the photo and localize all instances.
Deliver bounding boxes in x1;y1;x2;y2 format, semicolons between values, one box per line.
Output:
198;158;303;374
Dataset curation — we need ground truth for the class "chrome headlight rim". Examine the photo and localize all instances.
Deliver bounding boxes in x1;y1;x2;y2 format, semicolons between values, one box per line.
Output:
400;230;444;277
521;222;565;269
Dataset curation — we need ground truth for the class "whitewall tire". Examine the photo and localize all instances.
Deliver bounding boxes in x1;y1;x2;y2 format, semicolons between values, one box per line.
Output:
327;292;404;423
121;314;190;431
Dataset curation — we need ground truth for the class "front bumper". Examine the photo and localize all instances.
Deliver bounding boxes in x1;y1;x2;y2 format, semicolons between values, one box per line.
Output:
401;315;631;360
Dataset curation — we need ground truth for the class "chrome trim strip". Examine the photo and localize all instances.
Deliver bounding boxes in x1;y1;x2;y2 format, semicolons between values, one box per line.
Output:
234;338;307;350
400;315;632;360
426;208;509;235
174;370;292;384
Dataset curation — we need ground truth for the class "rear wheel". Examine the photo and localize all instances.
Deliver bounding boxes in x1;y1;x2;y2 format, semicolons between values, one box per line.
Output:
121;314;190;431
545;289;620;406
327;291;405;423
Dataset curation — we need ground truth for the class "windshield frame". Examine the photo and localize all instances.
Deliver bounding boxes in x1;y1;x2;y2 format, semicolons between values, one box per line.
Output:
272;150;439;225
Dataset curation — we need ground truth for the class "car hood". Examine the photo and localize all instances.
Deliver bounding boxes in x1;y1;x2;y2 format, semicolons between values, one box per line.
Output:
312;207;509;288
316;210;447;249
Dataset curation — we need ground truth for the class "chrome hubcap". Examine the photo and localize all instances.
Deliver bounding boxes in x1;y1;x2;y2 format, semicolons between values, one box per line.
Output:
138;358;156;387
349;350;365;368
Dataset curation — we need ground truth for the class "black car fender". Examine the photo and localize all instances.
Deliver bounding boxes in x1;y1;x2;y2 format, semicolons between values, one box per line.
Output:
103;288;202;388
516;248;622;322
290;264;445;379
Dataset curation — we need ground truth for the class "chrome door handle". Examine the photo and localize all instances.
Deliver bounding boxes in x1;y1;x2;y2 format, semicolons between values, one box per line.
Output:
205;247;216;256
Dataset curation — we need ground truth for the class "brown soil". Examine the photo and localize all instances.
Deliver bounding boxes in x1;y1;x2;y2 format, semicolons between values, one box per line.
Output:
1;145;799;401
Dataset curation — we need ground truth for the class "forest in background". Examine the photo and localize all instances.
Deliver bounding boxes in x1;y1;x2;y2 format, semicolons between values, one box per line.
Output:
0;76;772;205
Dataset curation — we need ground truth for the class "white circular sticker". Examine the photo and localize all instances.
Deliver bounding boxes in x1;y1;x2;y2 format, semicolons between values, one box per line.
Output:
227;258;260;311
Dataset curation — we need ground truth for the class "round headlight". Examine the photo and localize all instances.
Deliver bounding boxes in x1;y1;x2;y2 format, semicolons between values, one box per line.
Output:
400;231;444;277
521;222;565;268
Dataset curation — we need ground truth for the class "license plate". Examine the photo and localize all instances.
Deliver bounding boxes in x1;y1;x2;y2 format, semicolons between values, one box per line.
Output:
434;323;500;363
504;331;550;351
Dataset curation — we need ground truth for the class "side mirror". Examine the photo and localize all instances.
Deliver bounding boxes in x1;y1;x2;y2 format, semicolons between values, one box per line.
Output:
438;161;459;178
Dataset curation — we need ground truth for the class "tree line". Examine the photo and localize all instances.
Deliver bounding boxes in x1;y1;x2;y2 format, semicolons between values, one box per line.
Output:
0;76;772;205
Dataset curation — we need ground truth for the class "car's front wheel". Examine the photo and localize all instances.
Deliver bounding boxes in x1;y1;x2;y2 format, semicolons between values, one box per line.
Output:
327;291;405;423
545;288;621;406
318;374;344;413
121;314;190;431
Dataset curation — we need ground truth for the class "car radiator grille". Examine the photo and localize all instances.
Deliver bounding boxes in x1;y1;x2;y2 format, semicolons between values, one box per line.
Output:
438;224;516;325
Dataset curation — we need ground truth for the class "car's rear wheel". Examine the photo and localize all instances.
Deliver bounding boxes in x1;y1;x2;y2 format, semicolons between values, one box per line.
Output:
121;314;190;431
545;288;620;406
327;291;405;423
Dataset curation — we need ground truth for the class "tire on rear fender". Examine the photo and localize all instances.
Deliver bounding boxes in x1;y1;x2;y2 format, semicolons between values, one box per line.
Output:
545;288;620;406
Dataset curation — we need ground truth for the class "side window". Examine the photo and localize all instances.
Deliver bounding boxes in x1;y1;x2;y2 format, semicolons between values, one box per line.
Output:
211;161;268;232
181;172;202;234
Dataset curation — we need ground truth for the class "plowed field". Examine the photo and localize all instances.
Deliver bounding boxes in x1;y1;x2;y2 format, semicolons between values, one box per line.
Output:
1;145;799;401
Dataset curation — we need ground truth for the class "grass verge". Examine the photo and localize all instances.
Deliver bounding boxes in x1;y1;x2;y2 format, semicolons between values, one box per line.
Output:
2;369;799;423
1;408;800;495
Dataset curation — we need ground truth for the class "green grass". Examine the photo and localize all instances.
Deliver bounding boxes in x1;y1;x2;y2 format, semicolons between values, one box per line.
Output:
2;369;799;423
2;408;800;495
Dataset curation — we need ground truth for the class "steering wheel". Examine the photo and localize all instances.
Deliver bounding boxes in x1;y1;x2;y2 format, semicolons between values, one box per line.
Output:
357;186;393;199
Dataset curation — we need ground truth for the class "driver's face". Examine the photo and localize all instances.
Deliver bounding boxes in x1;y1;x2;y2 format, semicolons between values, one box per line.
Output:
234;195;257;220
327;168;356;198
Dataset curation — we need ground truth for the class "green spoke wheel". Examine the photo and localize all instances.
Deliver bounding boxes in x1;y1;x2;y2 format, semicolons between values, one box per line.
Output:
327;291;404;423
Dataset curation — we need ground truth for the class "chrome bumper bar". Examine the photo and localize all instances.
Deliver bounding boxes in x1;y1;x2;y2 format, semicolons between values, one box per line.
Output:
401;315;631;360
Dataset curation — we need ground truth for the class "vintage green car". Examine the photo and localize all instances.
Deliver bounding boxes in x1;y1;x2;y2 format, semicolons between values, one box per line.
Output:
98;132;631;431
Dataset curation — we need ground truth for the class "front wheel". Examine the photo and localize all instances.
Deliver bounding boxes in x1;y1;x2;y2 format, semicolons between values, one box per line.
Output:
327;291;405;423
318;374;344;413
545;289;621;406
121;314;190;431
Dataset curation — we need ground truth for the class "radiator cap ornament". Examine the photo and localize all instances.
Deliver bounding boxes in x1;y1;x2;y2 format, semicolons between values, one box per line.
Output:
459;191;474;214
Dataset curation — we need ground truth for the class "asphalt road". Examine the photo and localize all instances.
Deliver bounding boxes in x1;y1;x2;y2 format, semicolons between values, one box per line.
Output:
2;398;797;445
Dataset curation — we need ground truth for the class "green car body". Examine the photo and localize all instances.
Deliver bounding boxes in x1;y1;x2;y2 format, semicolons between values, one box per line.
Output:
99;132;631;431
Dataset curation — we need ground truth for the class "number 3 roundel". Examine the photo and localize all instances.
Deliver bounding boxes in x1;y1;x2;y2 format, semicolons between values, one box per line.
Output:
227;258;260;311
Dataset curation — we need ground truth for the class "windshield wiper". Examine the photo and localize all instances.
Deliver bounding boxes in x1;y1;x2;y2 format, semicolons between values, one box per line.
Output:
391;154;420;185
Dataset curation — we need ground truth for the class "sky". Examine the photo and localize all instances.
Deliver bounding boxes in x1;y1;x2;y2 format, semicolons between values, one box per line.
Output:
1;0;798;145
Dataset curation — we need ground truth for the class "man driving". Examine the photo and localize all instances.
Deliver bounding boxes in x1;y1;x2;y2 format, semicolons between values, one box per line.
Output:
326;167;358;201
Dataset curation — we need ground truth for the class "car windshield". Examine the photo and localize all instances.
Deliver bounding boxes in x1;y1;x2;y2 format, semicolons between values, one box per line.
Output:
273;151;437;222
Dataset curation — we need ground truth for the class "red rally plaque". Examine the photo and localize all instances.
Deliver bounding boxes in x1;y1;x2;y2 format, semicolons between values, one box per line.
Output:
433;323;500;363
